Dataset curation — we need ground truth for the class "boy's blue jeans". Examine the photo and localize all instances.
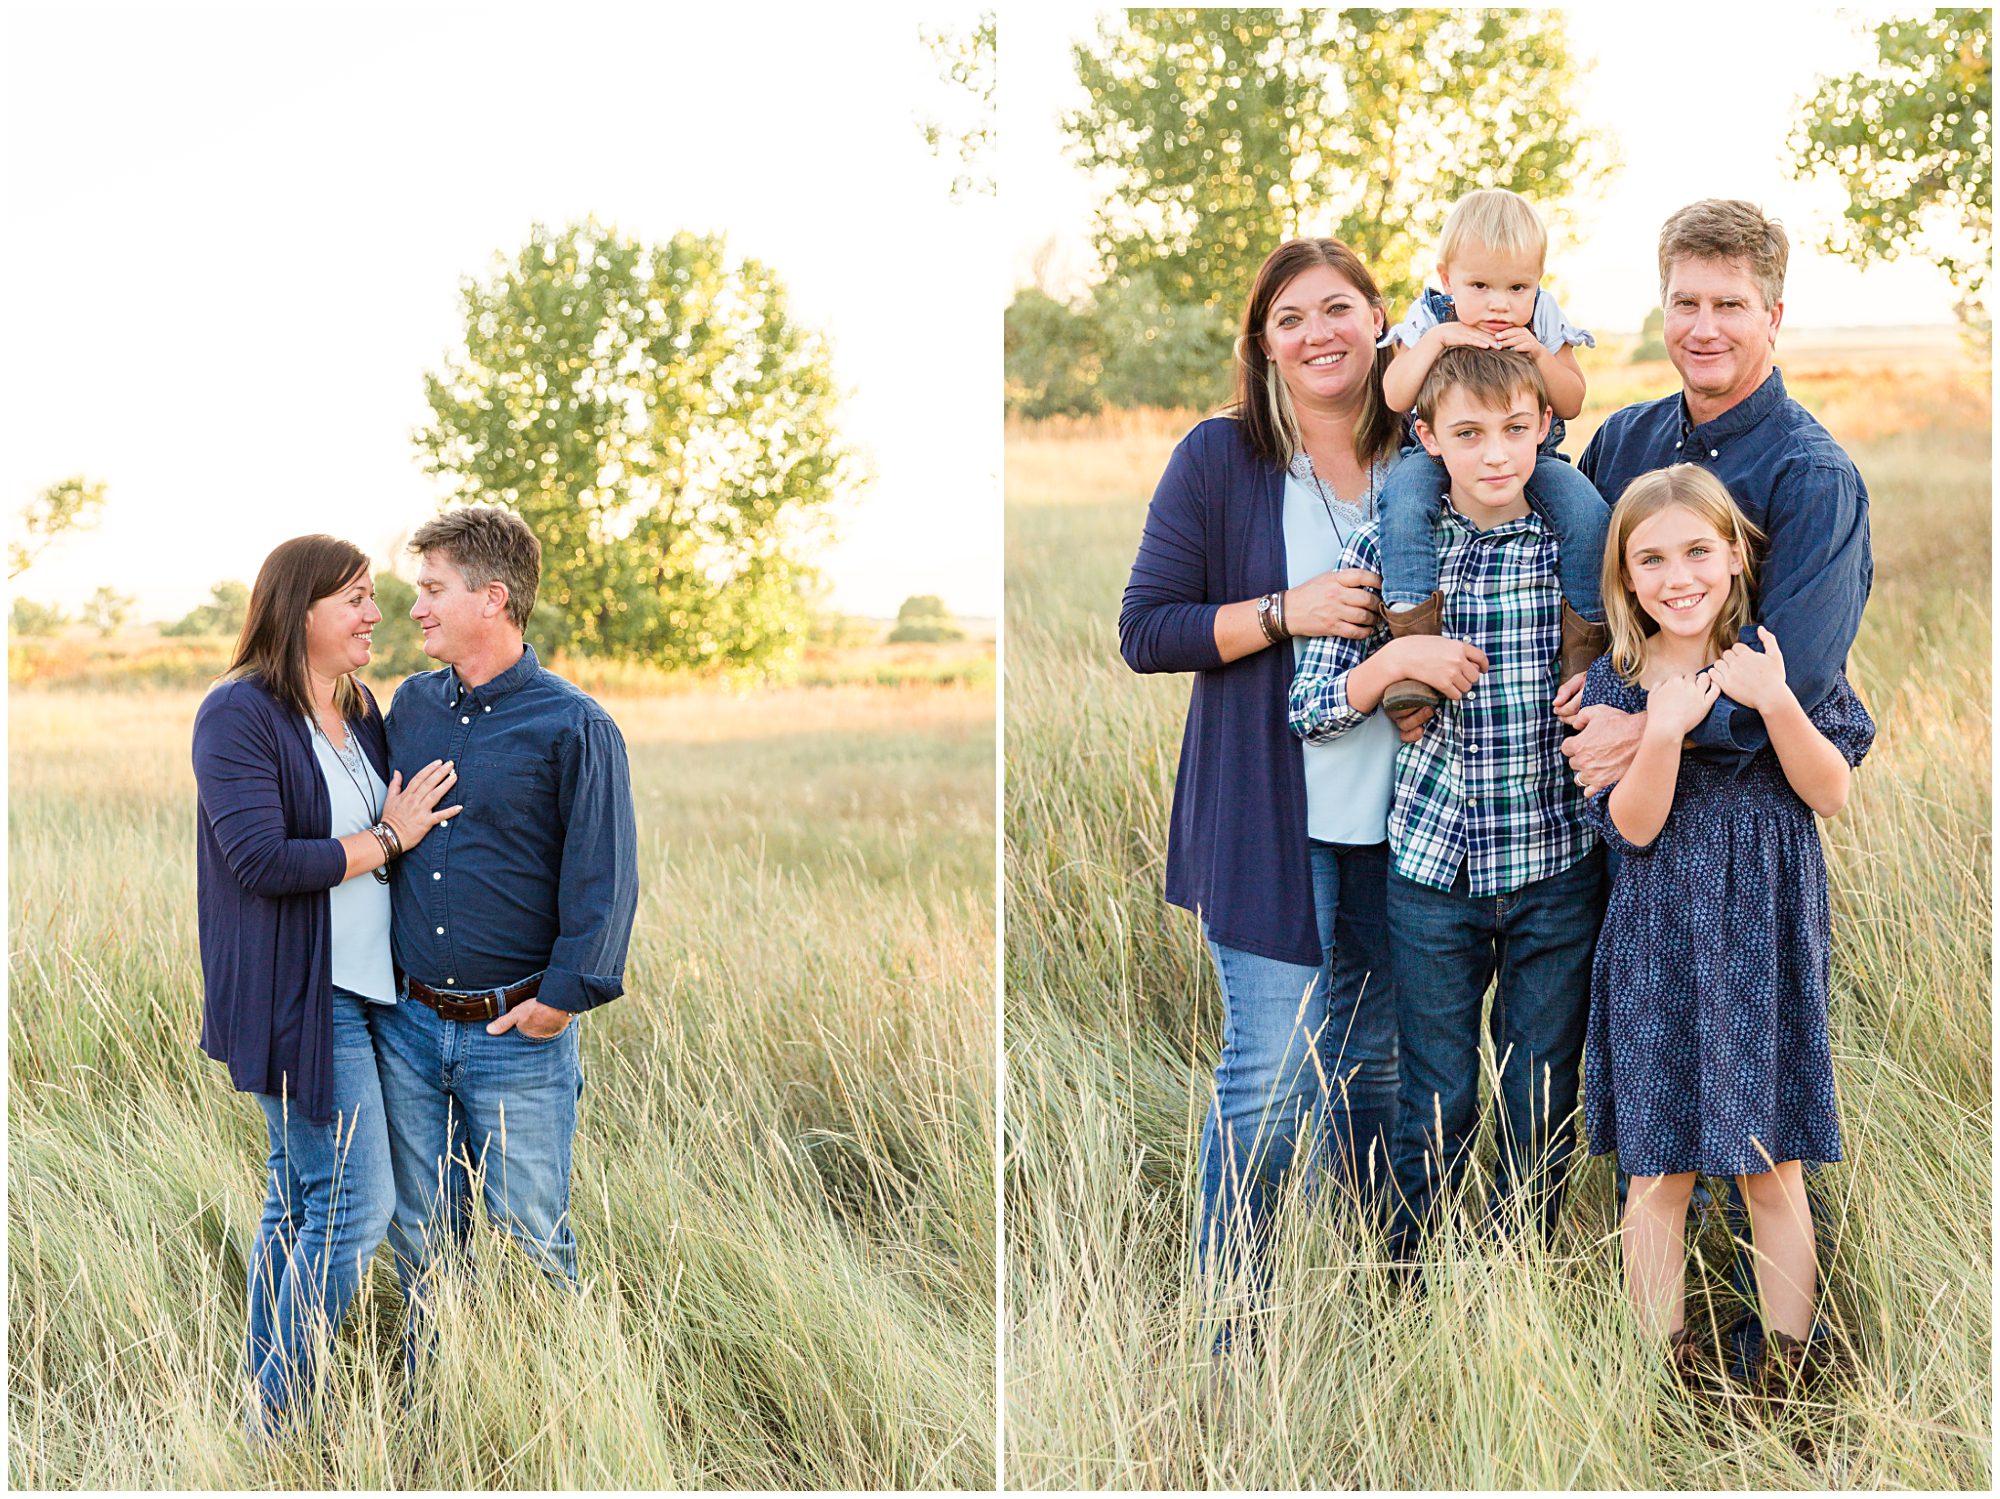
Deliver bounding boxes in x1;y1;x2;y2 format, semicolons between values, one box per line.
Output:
1197;839;1400;1279
247;988;396;1433
1378;450;1609;620
1385;848;1606;1257
370;988;583;1363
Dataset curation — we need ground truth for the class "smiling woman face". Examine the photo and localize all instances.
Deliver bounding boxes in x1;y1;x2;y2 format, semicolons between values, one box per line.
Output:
1259;263;1384;411
303;563;381;682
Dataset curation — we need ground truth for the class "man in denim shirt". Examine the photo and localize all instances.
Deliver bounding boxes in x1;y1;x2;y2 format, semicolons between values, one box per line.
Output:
1559;200;1871;1380
1561;199;1871;784
376;507;639;1323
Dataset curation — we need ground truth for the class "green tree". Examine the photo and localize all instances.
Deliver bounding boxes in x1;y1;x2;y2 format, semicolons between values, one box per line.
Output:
366;571;434;677
1065;9;1608;327
1094;275;1240;411
417;220;857;670
81;585;134;637
919;9;996;200
161;580;249;638
9;598;67;635
1790;11;1991;338
1004;289;1104;418
1631;306;1666;363
10;476;107;579
888;594;964;643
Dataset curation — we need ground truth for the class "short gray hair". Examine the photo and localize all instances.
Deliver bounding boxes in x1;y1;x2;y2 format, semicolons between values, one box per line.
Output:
1658;199;1788;308
409;507;541;630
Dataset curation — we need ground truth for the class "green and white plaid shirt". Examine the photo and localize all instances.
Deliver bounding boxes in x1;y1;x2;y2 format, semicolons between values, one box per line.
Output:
1288;505;1594;895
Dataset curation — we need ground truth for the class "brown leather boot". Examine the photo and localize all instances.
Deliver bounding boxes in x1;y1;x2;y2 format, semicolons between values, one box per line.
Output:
1752;1328;1816;1401
1382;592;1444;715
1559;603;1609;685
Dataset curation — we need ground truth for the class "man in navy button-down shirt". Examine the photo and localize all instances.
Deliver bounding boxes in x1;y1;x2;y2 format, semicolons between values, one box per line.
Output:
373;507;639;1317
1560;198;1871;788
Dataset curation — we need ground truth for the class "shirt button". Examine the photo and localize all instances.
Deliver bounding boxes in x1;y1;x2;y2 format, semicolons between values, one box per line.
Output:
447;976;456;985
440;818;451;826
432;871;441;880
483;705;491;712
1709;449;1718;458
435;925;444;935
461;716;470;725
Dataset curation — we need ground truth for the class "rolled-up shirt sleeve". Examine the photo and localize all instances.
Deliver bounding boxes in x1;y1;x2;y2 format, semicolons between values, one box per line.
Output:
1119;433;1226;675
539;715;640;1012
193;692;347;898
1287;529;1388;743
1693;457;1870;768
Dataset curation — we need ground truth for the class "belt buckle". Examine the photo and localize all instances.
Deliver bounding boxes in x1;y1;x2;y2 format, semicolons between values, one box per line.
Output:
485;991;501;1021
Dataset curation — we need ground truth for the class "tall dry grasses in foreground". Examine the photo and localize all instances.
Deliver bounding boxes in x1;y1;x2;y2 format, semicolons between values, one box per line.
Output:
1004;359;1991;1489
9;682;995;1489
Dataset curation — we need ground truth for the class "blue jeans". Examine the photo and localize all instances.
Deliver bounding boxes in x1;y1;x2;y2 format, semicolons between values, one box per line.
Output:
1386;848;1606;1255
247;988;395;1432
1197;839;1399;1275
371;989;584;1344
1378;449;1609;619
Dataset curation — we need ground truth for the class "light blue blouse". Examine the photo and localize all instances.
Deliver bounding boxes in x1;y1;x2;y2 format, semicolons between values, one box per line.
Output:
307;720;396;1004
1282;453;1401;844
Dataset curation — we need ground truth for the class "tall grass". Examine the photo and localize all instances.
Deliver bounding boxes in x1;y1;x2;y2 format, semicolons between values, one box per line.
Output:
1003;362;1991;1488
9;681;996;1488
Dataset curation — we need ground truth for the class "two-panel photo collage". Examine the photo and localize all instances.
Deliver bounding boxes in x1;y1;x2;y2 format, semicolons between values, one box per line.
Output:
4;4;1990;1492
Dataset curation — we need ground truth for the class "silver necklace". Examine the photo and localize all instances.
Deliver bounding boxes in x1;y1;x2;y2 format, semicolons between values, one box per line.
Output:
313;712;389;885
1291;451;1384;549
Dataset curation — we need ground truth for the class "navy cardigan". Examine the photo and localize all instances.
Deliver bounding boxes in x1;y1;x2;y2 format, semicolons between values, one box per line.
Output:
1120;414;1341;967
193;676;389;1125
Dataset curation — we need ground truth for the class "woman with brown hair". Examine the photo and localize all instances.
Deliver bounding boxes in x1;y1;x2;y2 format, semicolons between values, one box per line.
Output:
191;534;460;1435
1119;240;1481;1293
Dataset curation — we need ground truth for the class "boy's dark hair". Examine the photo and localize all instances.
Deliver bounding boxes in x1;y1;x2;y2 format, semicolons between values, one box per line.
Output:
1412;346;1550;429
409;507;541;631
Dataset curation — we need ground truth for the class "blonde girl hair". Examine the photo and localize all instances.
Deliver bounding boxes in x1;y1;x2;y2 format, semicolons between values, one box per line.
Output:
1602;465;1764;685
1437;189;1548;270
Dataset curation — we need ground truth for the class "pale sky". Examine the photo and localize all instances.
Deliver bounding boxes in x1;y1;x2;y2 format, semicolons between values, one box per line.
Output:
3;2;1001;622
1001;6;1966;329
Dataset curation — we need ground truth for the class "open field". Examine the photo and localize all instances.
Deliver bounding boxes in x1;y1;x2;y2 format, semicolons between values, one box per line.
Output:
9;678;995;1488
1004;357;1991;1488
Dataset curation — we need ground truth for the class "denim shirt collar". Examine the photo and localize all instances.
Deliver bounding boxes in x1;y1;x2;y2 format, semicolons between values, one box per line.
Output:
1679;367;1788;449
443;640;539;710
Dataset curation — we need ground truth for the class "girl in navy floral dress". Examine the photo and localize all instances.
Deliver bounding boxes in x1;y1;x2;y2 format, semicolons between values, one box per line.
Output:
1578;465;1873;1389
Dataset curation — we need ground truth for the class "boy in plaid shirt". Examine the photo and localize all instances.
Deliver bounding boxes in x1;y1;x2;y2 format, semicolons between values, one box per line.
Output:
1289;345;1606;1256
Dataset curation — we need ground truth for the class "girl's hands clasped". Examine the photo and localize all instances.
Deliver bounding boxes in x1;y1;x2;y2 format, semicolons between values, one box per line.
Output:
1645;671;1720;740
1708;626;1794;712
381;759;462;853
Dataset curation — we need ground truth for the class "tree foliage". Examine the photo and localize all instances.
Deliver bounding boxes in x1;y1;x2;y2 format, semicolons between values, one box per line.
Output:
1790;10;1991;336
919;9;996;199
10;597;68;635
888;594;964;643
10;476;107;580
1064;9;1608;317
1004;289;1104;418
1631;307;1666;363
81;586;134;637
417;220;855;670
367;571;434;676
161;580;249;639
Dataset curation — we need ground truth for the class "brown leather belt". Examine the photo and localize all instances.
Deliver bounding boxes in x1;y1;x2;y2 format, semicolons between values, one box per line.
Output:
397;969;543;1022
